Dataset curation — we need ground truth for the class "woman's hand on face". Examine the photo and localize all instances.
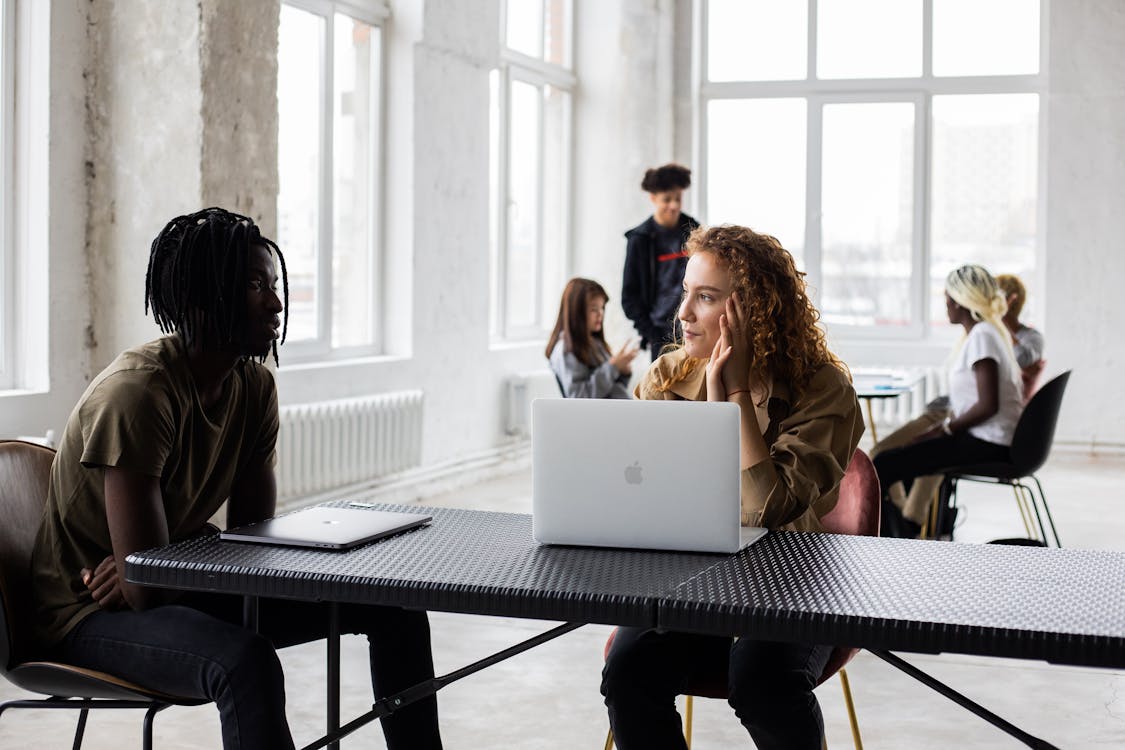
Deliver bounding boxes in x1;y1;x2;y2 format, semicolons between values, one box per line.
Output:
706;335;732;401
610;340;641;375
719;294;753;394
80;555;127;611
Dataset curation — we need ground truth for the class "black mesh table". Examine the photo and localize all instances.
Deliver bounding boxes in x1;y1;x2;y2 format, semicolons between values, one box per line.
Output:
660;531;1125;668
127;503;1125;749
126;503;728;749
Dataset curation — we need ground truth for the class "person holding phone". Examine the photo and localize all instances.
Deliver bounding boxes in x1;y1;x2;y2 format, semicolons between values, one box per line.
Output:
547;277;639;398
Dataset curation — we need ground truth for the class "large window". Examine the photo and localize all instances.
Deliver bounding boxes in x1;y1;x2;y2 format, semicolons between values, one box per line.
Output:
701;0;1043;339
277;0;385;360
1;0;14;387
490;0;574;341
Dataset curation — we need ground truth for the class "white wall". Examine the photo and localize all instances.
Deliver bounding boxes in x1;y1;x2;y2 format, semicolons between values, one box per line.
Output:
1041;0;1125;450
571;0;678;366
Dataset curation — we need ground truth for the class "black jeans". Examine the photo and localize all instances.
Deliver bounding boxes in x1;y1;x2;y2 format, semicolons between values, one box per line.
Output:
872;432;1011;537
601;627;833;750
56;593;442;750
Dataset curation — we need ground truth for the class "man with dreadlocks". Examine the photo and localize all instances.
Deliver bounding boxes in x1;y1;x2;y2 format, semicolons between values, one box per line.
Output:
29;208;443;749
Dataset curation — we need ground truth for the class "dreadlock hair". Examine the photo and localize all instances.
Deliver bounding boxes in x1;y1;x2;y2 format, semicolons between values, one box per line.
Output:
144;207;289;365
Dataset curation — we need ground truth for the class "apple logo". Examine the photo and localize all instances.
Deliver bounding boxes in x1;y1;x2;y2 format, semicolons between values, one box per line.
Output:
624;461;643;484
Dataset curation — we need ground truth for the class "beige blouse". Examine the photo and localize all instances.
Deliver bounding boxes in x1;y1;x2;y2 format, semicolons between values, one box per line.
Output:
636;349;864;533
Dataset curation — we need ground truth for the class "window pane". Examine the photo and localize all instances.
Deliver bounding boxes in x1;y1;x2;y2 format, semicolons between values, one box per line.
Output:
706;98;807;263
331;14;378;349
818;0;921;79
930;94;1038;325
707;0;805;82
821;103;915;328
544;0;567;66
0;0;7;378
277;5;323;343
488;70;501;337
934;0;1039;77
506;0;543;58
506;80;541;331
539;85;569;328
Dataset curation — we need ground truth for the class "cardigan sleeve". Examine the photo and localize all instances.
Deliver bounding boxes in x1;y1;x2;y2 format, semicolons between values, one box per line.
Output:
550;341;623;399
739;366;864;528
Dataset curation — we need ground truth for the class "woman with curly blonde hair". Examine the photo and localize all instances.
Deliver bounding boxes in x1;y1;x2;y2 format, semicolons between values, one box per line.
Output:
601;225;864;750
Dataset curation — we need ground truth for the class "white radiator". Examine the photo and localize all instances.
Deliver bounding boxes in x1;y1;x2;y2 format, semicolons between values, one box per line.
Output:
277;391;424;500
505;371;563;437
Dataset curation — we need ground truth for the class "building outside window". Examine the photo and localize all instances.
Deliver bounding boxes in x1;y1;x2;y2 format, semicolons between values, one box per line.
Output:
701;0;1043;340
490;0;574;342
277;0;386;360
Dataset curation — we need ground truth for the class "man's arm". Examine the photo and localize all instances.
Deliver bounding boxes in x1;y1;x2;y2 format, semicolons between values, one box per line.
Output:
227;460;278;529
621;234;656;344
100;466;175;611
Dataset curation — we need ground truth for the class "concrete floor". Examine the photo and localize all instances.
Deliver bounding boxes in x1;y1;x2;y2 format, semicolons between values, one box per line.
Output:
3;451;1125;748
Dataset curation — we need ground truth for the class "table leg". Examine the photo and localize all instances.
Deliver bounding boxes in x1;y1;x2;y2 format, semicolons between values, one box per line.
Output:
298;621;584;750
327;602;340;750
869;650;1060;749
864;398;879;444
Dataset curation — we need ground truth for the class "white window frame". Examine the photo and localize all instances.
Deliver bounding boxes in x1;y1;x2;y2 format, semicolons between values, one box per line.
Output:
492;0;576;343
695;0;1048;345
278;0;389;363
1;0;15;388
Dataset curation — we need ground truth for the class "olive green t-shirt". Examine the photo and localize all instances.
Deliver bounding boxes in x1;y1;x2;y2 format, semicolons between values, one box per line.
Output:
30;335;278;648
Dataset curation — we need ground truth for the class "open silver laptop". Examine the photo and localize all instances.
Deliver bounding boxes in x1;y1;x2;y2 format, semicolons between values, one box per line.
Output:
532;399;767;554
220;506;432;550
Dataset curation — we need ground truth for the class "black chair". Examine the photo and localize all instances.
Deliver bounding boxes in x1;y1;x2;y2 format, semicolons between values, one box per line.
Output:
0;440;205;749
933;370;1071;547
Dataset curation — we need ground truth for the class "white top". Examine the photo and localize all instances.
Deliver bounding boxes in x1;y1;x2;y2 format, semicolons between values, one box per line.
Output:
948;323;1024;446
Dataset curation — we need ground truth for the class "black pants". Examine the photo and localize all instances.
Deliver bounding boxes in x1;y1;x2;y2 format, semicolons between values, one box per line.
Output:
57;593;442;750
873;432;1010;537
601;627;833;750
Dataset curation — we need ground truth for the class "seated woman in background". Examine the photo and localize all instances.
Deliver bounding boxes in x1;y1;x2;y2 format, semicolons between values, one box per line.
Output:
873;265;1024;538
546;277;639;398
996;273;1046;401
601;225;863;750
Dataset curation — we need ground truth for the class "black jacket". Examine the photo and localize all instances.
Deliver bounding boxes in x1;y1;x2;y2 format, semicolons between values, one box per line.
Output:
620;213;699;347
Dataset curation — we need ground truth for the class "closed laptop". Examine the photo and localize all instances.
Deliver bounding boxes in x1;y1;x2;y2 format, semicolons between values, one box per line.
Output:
220;506;432;550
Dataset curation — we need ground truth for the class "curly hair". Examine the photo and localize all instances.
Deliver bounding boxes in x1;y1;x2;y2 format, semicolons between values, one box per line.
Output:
641;163;692;193
654;225;845;395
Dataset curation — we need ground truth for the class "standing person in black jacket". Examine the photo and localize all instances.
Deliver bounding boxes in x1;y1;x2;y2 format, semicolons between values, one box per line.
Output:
621;163;699;358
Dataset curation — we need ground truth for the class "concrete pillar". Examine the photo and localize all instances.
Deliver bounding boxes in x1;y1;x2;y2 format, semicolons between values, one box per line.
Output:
86;0;279;370
1044;0;1125;447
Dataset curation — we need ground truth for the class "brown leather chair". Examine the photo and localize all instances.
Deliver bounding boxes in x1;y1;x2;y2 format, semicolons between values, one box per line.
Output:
0;440;205;749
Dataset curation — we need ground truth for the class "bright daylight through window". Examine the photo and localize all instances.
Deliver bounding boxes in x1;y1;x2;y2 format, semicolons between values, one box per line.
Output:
702;0;1041;338
490;0;573;342
277;1;384;359
0;0;13;387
